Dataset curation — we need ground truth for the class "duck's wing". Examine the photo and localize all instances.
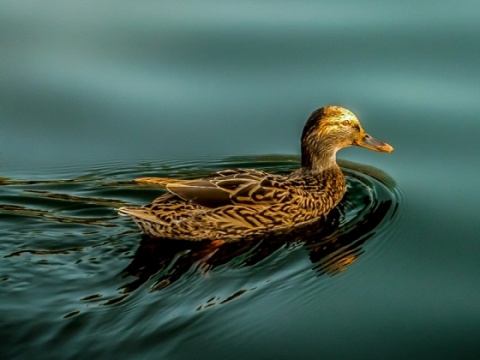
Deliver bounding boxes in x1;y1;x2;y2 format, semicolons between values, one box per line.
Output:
163;169;291;208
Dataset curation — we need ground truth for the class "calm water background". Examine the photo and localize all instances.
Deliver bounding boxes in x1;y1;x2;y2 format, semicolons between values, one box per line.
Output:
1;1;480;359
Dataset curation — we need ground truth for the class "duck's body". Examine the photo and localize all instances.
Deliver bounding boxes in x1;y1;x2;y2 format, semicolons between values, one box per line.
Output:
118;106;393;241
119;167;345;241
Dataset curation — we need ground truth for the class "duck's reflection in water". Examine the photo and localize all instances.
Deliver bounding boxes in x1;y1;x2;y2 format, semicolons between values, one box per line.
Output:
118;195;393;295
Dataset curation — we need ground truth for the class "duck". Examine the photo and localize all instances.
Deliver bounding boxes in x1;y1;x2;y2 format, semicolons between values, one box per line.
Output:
118;106;393;242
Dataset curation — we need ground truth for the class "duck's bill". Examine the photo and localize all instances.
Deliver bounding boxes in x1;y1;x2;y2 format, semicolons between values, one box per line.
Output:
355;134;394;153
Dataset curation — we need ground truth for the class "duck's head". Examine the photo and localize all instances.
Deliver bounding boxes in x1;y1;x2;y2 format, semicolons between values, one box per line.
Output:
301;105;393;170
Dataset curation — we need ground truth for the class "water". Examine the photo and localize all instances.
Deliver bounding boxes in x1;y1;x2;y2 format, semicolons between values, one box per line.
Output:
1;1;480;359
1;157;399;358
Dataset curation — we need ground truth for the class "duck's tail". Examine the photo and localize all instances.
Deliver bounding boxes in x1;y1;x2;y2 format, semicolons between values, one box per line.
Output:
134;177;173;187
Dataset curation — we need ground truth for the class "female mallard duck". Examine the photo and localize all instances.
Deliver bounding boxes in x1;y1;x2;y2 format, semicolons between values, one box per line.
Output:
118;106;393;242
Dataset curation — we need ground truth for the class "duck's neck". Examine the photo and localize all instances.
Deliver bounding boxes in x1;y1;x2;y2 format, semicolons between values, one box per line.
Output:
301;139;339;173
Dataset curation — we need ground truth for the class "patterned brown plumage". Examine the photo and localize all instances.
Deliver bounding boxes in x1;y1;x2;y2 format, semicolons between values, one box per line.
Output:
118;106;393;241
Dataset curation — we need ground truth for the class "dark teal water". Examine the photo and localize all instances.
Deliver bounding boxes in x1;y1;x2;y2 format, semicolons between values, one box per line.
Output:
1;1;480;359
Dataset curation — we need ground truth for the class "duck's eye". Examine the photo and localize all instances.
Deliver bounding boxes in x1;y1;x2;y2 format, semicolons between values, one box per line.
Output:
341;120;350;126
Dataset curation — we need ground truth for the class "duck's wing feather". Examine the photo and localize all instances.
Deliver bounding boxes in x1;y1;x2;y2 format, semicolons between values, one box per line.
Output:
165;169;291;208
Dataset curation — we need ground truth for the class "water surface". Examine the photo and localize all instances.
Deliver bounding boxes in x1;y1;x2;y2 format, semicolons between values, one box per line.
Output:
1;156;400;359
